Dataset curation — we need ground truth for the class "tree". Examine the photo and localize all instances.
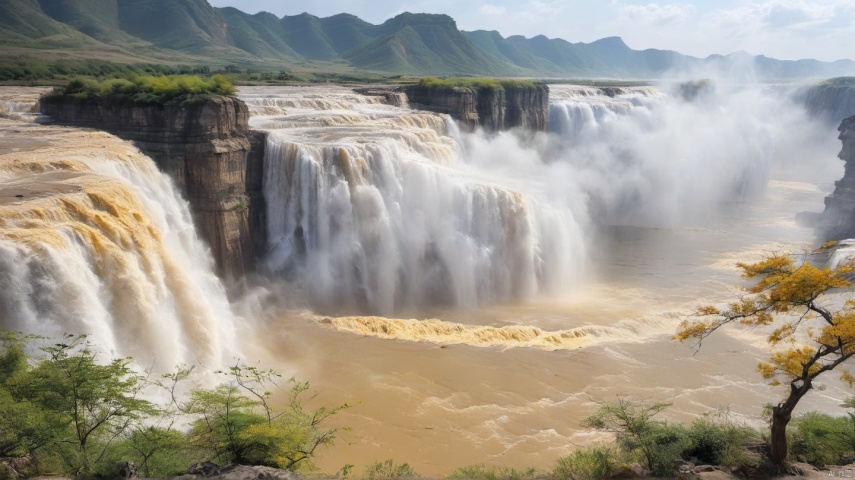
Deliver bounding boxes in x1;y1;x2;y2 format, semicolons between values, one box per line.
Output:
676;252;855;467
0;333;66;459
184;362;351;470
15;334;154;473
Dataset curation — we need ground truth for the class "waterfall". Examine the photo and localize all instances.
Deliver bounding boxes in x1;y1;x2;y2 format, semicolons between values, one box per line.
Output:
249;87;586;314
542;84;783;226
0;136;238;370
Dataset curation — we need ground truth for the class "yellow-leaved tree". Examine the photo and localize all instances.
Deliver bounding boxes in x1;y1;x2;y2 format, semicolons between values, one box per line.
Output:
675;251;855;467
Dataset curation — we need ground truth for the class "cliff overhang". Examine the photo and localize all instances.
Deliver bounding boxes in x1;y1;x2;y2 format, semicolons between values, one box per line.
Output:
401;81;550;132
40;94;266;277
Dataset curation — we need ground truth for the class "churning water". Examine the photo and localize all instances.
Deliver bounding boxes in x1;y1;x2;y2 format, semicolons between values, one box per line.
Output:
0;81;848;475
238;84;846;474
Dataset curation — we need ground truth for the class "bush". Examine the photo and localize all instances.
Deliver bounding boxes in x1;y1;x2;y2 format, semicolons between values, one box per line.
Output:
553;445;620;480
43;74;237;106
414;77;538;93
362;459;417;479
448;464;539;480
790;412;855;466
684;415;759;467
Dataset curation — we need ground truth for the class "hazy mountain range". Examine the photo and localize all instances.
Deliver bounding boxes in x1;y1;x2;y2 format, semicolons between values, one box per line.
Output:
3;0;854;79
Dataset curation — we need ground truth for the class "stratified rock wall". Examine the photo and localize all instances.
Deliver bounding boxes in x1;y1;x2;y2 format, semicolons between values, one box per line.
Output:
801;83;855;125
40;96;257;277
403;84;549;132
820;115;855;240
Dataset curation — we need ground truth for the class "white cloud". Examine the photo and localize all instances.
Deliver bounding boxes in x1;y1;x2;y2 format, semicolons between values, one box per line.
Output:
611;1;692;26
479;4;507;16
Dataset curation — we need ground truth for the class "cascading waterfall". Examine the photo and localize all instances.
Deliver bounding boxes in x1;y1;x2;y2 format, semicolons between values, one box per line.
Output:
248;87;586;314
0;131;238;369
539;84;799;226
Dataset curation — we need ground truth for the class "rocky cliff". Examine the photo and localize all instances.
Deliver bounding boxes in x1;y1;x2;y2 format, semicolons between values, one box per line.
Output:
40;95;262;277
799;78;855;125
403;84;549;132
818;115;855;240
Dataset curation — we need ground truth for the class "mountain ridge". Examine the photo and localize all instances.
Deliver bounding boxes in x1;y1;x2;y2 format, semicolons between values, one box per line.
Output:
2;0;854;79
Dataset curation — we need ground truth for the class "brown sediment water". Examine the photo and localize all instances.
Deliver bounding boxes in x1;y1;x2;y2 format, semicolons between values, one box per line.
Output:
1;85;851;477
0;111;239;371
241;85;849;476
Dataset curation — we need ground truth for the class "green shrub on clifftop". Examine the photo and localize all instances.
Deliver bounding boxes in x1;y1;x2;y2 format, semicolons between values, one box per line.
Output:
43;74;236;105
414;77;537;93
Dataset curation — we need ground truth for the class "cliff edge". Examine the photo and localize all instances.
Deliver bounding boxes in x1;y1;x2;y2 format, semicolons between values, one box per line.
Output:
818;115;855;240
403;82;549;132
40;95;262;277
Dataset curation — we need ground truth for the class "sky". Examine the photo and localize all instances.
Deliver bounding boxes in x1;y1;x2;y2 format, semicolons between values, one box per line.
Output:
208;0;855;62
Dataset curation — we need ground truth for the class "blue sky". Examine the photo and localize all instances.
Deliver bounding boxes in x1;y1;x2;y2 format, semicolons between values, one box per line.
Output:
209;0;854;62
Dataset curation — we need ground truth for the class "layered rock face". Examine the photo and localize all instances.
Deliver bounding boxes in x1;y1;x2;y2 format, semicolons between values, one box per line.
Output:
801;83;855;125
40;96;261;277
819;115;855;240
403;84;549;132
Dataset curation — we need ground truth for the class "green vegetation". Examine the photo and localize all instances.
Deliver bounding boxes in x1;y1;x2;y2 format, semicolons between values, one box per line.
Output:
42;74;236;106
789;410;855;466
413;77;538;93
553;445;619;480
0;57;214;83
0;330;347;477
448;464;539;480
2;1;854;79
362;459;418;479
577;398;763;477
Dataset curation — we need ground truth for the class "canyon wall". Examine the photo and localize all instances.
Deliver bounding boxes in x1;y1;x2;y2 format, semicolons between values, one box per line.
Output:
819;115;855;240
40;95;262;277
403;84;549;132
800;80;855;125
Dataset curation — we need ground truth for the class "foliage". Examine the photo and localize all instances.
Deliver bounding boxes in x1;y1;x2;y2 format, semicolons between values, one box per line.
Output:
42;74;237;106
684;414;759;468
0;57;213;83
12;334;154;473
582;397;689;476
582;399;761;476
676;252;855;464
448;464;539;480
362;459;418;479
0;333;66;459
0;332;346;477
182;363;351;471
553;445;620;480
414;77;538;93
790;411;855;466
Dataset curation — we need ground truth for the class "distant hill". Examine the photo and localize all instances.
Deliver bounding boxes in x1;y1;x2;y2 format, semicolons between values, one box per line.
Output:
2;0;854;79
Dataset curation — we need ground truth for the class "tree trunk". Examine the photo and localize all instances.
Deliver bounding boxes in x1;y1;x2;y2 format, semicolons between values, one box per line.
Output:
770;382;812;468
770;407;791;466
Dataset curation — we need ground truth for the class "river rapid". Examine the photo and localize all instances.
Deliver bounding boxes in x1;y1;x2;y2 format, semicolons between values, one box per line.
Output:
0;83;849;476
240;84;847;474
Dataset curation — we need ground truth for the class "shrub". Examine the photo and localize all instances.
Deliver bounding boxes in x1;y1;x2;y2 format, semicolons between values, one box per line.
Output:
583;397;686;475
43;74;237;106
553;445;620;480
362;459;417;479
448;464;540;480
414;77;538;93
790;412;855;466
684;415;759;468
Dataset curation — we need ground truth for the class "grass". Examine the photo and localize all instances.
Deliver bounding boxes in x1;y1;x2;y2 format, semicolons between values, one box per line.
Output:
413;77;538;93
42;74;236;106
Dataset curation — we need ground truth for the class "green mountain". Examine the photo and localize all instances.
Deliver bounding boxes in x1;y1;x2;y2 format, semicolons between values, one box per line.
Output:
1;0;853;79
219;8;301;60
344;14;510;75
